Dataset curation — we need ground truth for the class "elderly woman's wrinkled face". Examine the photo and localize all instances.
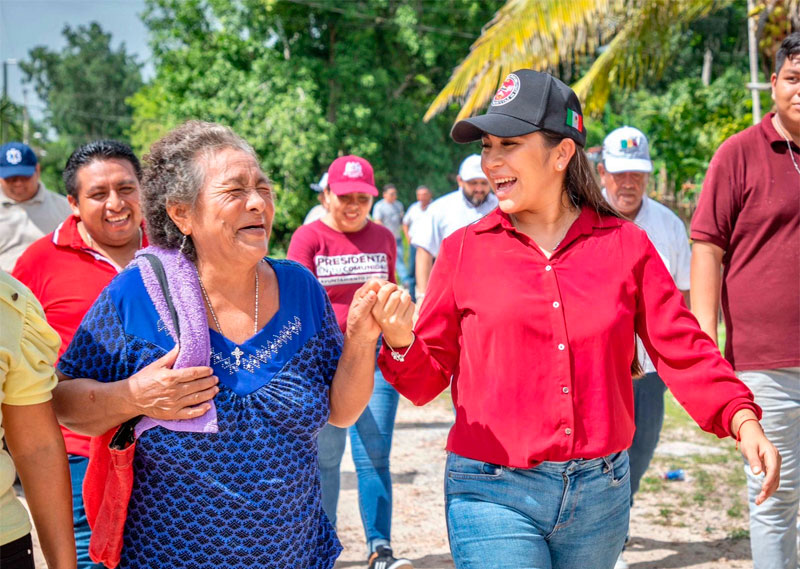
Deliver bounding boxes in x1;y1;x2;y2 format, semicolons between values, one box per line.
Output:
185;147;274;266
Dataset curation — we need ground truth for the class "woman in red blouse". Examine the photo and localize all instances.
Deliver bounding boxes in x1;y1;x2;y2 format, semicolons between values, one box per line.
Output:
372;70;780;569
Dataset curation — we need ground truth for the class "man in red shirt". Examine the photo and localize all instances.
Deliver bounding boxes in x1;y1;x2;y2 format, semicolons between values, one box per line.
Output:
14;140;150;568
691;33;800;569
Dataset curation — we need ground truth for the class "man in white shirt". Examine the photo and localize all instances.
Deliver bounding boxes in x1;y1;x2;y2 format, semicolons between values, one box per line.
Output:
0;142;71;271
402;185;432;301
598;127;691;569
412;155;498;299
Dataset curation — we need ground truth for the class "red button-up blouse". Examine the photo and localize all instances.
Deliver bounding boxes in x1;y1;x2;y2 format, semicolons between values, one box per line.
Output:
379;207;759;468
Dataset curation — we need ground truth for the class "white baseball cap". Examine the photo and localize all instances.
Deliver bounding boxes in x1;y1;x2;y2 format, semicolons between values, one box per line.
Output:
458;154;487;182
602;126;652;174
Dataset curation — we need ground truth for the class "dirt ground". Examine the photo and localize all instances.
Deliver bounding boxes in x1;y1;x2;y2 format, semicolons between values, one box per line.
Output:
26;391;778;568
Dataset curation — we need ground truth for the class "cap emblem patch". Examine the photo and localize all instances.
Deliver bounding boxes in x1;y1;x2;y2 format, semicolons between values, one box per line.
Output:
620;138;639;150
5;148;22;165
566;109;583;131
491;73;521;107
342;161;364;179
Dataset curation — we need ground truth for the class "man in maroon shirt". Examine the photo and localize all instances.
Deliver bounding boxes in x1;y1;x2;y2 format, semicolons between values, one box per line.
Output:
691;33;800;569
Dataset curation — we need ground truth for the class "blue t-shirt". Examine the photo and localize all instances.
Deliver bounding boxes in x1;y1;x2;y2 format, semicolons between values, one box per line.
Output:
59;259;343;569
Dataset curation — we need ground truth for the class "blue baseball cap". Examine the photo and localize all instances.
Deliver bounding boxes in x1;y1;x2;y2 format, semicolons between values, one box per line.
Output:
0;142;38;179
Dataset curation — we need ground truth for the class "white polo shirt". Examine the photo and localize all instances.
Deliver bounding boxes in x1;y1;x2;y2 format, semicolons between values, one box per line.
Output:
605;191;692;374
0;183;71;271
411;189;498;257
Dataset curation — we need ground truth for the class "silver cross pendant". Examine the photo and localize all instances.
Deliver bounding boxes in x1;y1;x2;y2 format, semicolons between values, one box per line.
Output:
231;346;244;367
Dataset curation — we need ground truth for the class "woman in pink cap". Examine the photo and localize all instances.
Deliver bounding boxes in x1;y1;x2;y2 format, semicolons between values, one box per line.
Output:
288;155;413;569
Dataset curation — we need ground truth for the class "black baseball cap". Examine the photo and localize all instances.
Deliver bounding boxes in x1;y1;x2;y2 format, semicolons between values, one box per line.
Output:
451;70;587;147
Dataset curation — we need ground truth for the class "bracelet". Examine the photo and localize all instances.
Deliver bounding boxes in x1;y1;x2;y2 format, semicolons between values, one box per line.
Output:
384;334;415;362
735;417;760;450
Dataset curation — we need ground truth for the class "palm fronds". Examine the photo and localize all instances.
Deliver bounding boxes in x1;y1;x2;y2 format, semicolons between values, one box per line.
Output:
425;0;727;121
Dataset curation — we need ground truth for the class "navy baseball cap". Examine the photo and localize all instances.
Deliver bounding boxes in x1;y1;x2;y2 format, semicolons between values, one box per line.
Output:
0;142;38;179
451;70;587;147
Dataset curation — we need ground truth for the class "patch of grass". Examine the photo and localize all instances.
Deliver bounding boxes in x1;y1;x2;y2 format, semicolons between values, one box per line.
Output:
639;475;666;493
727;502;744;518
728;528;749;540
692;468;716;506
663;393;695;429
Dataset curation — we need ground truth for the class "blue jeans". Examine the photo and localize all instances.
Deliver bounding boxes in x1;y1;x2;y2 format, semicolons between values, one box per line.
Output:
318;364;400;554
68;454;105;569
738;368;800;569
445;451;630;569
395;237;410;288
628;372;667;498
406;244;417;302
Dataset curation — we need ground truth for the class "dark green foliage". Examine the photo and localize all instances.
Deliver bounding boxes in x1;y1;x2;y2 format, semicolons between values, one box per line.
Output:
131;0;502;251
20;22;143;146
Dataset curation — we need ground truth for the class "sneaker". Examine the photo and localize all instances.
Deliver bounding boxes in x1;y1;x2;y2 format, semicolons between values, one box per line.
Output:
614;552;629;569
368;545;413;569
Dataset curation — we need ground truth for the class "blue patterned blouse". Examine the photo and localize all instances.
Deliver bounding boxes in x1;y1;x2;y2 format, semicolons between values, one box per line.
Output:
59;259;343;569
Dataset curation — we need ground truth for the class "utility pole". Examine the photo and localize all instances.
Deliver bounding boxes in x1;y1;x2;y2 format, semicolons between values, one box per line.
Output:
22;89;29;145
746;0;768;125
2;59;19;144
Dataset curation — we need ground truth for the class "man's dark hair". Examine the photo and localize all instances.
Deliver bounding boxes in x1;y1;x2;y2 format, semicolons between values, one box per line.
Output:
63;140;142;199
775;32;800;75
382;183;396;193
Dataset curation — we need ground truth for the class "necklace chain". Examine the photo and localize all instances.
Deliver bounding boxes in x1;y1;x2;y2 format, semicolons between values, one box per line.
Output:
774;116;800;177
196;263;259;338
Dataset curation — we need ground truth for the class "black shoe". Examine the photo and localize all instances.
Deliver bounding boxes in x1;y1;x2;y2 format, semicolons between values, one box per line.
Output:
368;546;413;569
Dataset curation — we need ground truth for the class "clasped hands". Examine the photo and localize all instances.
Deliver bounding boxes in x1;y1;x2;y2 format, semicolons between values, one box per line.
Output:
345;279;415;348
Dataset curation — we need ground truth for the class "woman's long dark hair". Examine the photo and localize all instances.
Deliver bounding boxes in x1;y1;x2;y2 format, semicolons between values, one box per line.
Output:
539;129;644;378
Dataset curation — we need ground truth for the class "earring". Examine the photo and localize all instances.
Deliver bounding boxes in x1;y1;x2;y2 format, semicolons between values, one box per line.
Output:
557;164;563;170
179;234;189;255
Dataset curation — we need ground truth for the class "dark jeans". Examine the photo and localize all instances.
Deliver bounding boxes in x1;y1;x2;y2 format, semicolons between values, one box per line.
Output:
1;534;34;569
406;244;417;302
629;371;667;499
69;454;105;569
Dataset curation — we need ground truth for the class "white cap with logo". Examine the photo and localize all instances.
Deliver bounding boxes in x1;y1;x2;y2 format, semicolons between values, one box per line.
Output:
458;154;487;182
602;126;652;174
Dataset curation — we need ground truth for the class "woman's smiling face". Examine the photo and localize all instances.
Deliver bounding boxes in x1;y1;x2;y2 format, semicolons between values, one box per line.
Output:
183;147;274;266
480;131;570;214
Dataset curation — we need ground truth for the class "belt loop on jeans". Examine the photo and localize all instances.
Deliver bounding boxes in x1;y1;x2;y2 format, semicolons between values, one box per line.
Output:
601;455;613;474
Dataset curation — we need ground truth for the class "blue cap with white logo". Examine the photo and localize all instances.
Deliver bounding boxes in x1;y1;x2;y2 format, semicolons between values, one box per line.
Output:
0;142;38;179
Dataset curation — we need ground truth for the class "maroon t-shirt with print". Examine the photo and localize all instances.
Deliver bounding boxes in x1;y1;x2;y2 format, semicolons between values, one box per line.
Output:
691;113;800;371
287;219;396;334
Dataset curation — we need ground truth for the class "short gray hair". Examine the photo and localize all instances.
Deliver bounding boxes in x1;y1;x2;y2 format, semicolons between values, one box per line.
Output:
141;120;258;261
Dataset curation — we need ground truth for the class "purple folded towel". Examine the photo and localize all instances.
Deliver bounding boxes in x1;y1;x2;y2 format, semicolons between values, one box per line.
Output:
132;246;218;437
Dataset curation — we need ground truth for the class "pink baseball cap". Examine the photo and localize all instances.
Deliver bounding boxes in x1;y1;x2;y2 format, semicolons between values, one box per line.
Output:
326;155;378;196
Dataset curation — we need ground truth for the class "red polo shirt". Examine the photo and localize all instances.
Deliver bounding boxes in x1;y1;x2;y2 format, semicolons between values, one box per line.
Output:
691;113;800;371
12;215;146;457
379;207;759;468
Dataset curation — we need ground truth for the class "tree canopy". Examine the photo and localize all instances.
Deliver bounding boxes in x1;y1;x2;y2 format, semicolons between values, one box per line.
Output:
21;22;143;146
131;0;503;251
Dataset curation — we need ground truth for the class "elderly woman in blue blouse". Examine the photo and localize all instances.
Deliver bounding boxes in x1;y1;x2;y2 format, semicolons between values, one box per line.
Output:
52;121;390;569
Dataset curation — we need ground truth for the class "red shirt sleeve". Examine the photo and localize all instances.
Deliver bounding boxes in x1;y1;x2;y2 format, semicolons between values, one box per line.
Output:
378;230;462;405
632;230;760;437
286;224;318;275
690;137;741;250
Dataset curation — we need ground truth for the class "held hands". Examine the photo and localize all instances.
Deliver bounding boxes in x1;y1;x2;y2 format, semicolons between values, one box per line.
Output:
344;280;416;348
371;282;415;348
127;347;219;421
736;415;781;505
345;280;384;345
